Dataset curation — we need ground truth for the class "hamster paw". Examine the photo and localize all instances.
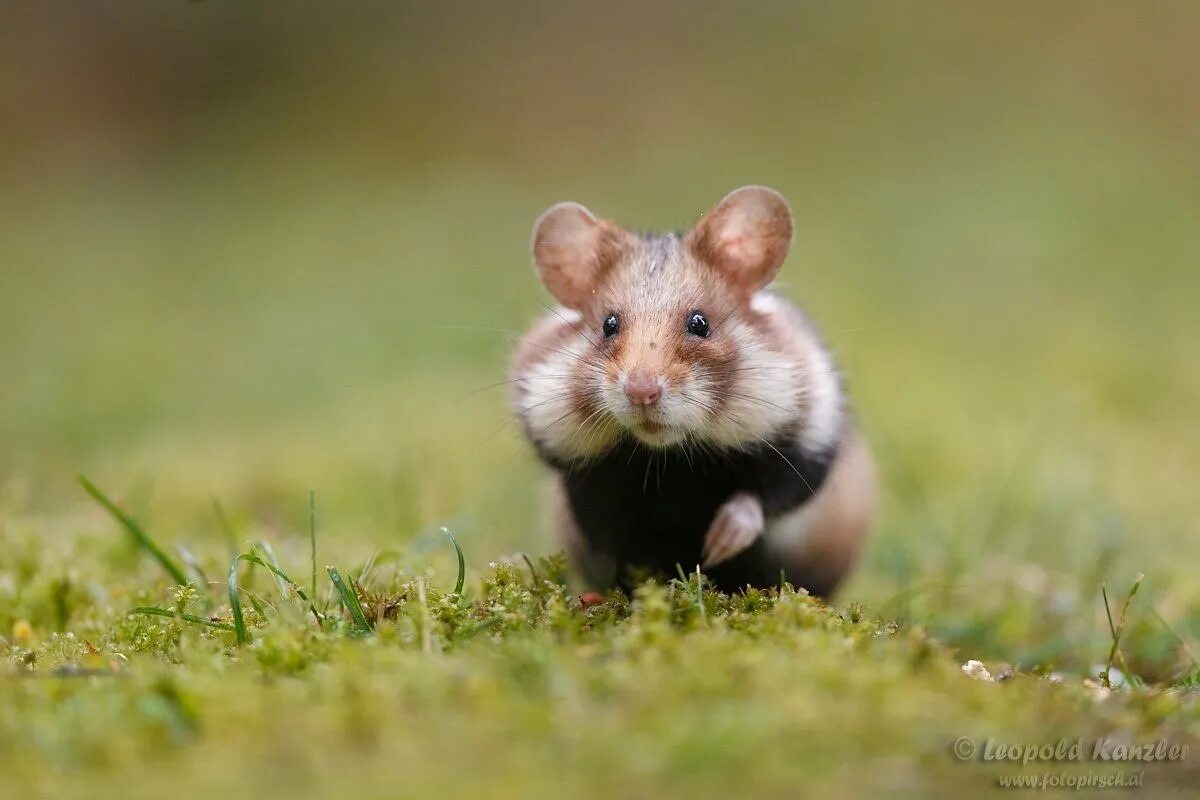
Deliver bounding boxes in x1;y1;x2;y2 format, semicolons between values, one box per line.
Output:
701;492;764;568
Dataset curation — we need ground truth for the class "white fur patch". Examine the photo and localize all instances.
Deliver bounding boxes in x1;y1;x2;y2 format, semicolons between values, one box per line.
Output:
515;311;619;461
798;337;842;453
699;311;805;449
748;292;842;454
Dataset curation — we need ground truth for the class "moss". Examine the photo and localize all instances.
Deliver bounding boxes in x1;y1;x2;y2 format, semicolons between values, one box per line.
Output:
2;520;1197;799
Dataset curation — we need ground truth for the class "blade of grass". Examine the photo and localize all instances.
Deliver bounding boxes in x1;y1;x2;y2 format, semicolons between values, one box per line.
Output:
327;566;372;634
1102;572;1144;688
440;527;466;595
232;552;325;629
175;544;209;589
674;563;706;623
78;474;190;587
355;548;405;583
416;577;432;654
129;607;237;632
1101;584;1117;639
521;553;539;586
1149;607;1200;672
239;554;307;600
459;612;505;639
228;556;248;645
245;588;270;618
255;541;290;598
211;497;239;557
250;553;324;624
357;548;381;583
309;490;318;609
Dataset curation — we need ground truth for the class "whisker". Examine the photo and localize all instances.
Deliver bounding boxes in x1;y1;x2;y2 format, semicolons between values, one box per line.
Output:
748;431;815;495
575;407;612;455
676;390;719;415
681;391;811;491
723;391;794;415
542;303;601;350
521;390;584;414
472;387;583;455
625;440;643;468
524;340;610;373
676;392;808;492
469;411;527;456
438;320;608;372
715;306;742;330
456;375;577;402
679;435;695;472
724;365;798;373
435;322;525;337
564;404;604;442
542;399;593;432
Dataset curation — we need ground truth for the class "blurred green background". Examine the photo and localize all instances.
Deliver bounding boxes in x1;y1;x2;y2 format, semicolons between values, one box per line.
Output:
2;1;1198;667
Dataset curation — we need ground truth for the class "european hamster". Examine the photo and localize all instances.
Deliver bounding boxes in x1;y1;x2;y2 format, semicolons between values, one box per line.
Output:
512;186;875;596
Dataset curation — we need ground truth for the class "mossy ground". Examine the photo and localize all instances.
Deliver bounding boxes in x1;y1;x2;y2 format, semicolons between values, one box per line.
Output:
4;4;1200;797
3;501;1199;799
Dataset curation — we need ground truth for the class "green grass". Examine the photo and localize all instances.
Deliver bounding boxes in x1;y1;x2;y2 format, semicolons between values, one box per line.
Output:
3;3;1200;797
2;499;1197;798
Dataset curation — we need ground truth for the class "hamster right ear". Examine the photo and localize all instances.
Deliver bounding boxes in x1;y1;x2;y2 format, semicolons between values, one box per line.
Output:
686;186;793;296
531;202;631;310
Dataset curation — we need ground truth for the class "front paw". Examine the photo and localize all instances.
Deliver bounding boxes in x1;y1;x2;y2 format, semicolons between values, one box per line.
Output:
701;492;764;568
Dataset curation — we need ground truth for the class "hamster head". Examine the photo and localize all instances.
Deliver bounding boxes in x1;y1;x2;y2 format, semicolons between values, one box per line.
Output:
518;186;811;459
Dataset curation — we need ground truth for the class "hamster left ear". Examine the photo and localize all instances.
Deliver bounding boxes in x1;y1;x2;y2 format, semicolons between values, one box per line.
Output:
531;202;632;310
686;186;794;295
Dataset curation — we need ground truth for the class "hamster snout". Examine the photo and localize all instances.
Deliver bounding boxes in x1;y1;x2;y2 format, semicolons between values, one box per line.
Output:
621;367;663;407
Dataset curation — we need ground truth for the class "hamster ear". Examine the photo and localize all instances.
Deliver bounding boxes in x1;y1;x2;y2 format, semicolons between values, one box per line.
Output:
686;186;794;295
531;202;631;310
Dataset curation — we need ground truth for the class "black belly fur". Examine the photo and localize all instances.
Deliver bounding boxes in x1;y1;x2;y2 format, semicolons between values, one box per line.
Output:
550;435;835;594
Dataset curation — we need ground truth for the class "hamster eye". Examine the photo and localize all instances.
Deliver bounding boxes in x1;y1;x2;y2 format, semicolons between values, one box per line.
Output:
686;311;711;338
602;313;620;338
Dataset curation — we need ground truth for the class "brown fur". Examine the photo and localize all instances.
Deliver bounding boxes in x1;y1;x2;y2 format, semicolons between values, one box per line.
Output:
516;187;875;595
767;427;876;595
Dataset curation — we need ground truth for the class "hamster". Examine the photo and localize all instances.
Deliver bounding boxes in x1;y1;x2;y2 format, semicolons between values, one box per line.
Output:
511;186;875;596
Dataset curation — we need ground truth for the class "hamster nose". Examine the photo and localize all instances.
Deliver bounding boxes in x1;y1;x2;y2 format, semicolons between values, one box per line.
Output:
624;368;662;406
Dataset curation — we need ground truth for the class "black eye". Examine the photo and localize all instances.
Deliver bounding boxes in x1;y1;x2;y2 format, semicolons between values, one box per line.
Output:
686;311;710;338
602;313;620;338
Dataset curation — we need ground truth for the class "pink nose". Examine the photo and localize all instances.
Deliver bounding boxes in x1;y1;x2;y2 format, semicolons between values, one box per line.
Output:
624;368;662;406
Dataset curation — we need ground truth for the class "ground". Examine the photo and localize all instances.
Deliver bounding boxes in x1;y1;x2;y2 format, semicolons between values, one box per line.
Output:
2;4;1200;798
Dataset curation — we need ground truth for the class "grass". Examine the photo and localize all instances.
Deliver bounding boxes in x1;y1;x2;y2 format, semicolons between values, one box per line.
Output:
2;480;1198;797
76;474;190;588
3;3;1200;797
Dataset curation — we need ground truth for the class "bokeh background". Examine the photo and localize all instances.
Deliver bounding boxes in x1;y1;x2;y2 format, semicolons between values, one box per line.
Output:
2;1;1198;671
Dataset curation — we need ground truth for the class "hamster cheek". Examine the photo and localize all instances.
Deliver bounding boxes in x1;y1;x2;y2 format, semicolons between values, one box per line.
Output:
670;372;717;430
597;371;628;416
